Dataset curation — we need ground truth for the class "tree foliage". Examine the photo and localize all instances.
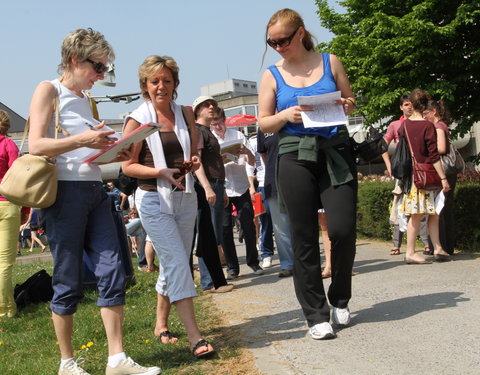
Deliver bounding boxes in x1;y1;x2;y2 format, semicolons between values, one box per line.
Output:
315;0;480;138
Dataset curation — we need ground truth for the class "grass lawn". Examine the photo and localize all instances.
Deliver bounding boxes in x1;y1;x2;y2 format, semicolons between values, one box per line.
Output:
0;259;258;375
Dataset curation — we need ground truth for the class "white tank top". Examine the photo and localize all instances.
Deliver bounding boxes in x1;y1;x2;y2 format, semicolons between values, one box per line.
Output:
49;79;102;181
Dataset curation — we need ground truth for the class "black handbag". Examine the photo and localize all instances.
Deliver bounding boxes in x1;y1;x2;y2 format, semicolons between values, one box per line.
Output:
117;168;137;196
352;127;388;164
391;135;412;180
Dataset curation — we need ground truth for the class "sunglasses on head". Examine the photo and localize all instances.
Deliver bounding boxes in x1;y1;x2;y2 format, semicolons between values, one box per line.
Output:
267;27;299;49
85;58;110;74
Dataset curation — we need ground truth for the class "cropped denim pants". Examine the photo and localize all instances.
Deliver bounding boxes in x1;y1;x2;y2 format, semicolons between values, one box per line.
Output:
135;189;197;303
42;181;126;315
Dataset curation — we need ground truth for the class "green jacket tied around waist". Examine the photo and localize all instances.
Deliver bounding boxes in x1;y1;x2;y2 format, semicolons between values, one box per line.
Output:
278;126;354;186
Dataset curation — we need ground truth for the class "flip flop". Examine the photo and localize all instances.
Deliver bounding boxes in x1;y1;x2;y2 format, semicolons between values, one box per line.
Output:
157;330;178;344
423;246;433;256
390;248;401;255
192;339;216;359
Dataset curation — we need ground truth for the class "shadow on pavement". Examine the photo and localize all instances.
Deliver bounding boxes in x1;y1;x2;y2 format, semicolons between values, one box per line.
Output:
354;291;469;324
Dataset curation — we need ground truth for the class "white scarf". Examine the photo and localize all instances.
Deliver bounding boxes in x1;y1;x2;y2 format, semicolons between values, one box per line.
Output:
124;101;193;214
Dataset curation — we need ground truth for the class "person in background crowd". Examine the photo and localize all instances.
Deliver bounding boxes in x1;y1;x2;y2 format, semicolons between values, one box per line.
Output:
424;99;457;255
0;110;22;319
192;95;234;293
382;95;432;256
107;181;128;212
259;8;357;340
398;89;451;265
249;134;275;269
318;209;332;278
256;130;295;278
122;55;216;358
211;107;264;278
25;208;47;253
28;28;159;375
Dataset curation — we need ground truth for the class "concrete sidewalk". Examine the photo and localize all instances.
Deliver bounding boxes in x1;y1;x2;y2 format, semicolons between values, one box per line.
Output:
15;251;52;265
210;239;480;374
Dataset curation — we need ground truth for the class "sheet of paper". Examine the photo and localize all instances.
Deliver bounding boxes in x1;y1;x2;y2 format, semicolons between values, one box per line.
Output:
83;123;162;164
220;139;243;154
298;91;348;128
435;190;445;214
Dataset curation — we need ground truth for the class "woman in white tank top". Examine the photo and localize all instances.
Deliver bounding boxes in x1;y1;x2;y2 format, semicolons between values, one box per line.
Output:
27;28;160;375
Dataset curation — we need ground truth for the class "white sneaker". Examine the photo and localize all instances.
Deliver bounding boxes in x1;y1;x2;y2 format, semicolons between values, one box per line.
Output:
262;256;273;268
105;357;161;375
309;322;335;340
331;306;351;326
58;359;91;375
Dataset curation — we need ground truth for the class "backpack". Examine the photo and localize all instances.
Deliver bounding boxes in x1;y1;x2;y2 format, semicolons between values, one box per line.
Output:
14;269;54;310
117;167;137;196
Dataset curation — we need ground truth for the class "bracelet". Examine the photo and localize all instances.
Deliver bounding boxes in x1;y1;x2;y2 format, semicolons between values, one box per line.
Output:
441;177;447;180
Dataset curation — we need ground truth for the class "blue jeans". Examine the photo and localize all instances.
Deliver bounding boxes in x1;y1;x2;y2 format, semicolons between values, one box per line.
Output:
42;181;126;315
258;187;274;259
198;257;214;291
125;218;146;267
208;179;225;245
267;195;294;270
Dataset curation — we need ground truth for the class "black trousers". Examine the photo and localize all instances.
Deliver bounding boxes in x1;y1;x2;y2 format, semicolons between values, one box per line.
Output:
222;189;260;273
193;182;228;288
277;145;357;327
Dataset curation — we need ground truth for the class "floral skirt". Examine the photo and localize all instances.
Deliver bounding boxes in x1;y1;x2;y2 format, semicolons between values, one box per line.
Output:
400;182;438;215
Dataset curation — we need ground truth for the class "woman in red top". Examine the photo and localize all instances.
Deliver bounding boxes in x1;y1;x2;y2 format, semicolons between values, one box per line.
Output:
399;89;450;264
0;110;21;318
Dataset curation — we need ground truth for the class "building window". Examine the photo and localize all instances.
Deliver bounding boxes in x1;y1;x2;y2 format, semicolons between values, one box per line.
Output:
234;82;239;86
243;83;248;88
225;107;243;118
245;105;257;117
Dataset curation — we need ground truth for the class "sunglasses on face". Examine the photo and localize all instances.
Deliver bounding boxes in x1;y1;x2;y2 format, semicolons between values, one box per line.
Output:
267;28;299;49
85;58;110;74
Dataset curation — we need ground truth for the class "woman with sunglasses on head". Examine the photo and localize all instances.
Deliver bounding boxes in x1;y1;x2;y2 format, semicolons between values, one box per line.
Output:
258;8;357;340
28;28;160;375
121;55;216;359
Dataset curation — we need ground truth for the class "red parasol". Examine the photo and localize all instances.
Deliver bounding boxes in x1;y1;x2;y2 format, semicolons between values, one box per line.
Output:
225;114;258;127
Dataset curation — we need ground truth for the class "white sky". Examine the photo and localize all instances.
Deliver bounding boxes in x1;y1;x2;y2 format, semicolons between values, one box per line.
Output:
1;0;341;119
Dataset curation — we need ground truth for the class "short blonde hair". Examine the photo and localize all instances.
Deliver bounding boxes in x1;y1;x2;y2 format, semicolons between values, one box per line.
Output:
138;55;180;101
0;110;10;135
58;28;115;73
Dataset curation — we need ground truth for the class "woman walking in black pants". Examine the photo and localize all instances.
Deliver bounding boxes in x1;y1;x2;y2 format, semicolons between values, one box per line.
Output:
258;8;357;339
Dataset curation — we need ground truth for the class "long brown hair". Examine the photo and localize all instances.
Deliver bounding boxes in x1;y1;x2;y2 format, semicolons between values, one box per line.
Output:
0;110;10;135
261;8;317;67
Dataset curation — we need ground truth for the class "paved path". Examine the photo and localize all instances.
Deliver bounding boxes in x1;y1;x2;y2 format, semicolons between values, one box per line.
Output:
210;240;480;374
15;251;52;265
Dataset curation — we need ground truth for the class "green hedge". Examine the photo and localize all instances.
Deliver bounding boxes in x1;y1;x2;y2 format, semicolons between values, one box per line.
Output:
453;183;480;251
357;181;394;241
356;180;480;252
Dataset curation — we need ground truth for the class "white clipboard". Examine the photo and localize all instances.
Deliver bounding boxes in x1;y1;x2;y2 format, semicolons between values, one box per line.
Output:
83;123;163;164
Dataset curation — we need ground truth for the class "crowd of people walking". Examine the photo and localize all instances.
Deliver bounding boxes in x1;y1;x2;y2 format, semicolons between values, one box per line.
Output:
0;7;467;375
